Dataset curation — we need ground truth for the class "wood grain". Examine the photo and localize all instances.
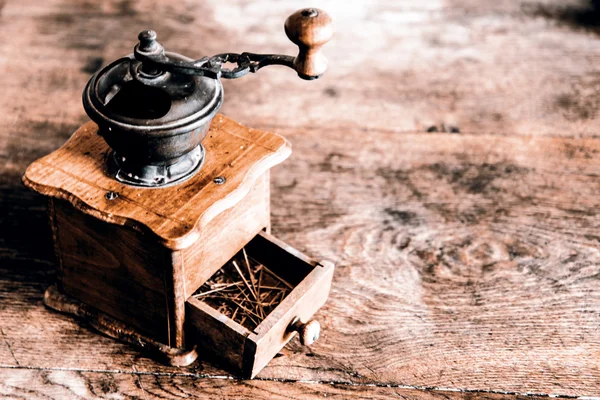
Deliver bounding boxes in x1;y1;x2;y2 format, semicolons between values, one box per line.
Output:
22;116;290;250
265;126;600;395
0;369;553;400
179;172;270;299
2;0;600;398
52;198;174;344
43;285;199;367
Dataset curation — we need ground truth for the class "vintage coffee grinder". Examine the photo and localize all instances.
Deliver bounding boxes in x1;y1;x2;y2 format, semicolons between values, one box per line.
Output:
23;8;334;378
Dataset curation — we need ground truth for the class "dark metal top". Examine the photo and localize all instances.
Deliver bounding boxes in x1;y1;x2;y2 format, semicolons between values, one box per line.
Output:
80;8;332;187
83;27;315;139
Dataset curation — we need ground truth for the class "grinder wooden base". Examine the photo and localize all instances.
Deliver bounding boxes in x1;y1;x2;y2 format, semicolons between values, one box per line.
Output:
22;113;335;378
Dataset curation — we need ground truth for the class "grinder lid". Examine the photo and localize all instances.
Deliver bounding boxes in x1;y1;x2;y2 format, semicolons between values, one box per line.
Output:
83;34;223;137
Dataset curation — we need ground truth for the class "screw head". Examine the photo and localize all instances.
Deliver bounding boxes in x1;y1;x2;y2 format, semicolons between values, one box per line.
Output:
213;176;226;185
105;191;118;200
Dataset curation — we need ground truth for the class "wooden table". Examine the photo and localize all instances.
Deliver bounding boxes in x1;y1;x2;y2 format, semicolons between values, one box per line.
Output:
1;0;599;398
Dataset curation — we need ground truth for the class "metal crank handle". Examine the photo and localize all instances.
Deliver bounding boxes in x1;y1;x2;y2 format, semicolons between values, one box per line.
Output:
133;8;333;81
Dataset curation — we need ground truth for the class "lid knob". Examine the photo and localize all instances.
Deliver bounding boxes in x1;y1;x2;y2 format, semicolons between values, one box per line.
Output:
285;8;333;79
138;30;159;52
135;29;165;59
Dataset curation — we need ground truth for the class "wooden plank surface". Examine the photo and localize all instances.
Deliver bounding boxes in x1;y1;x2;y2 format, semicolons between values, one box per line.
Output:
0;369;553;400
2;0;600;398
3;0;600;140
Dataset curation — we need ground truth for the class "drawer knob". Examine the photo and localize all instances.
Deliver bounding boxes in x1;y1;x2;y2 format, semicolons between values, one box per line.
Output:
290;318;321;345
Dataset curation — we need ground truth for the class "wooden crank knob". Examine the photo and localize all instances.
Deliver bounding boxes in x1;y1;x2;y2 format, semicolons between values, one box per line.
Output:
284;8;333;80
290;318;321;345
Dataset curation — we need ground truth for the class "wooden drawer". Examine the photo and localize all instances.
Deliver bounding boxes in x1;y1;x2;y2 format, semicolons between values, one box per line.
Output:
185;231;334;378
